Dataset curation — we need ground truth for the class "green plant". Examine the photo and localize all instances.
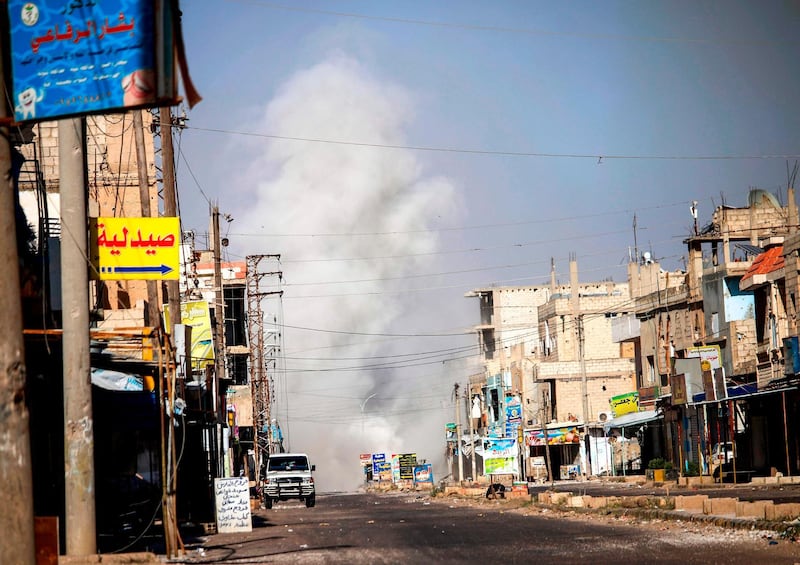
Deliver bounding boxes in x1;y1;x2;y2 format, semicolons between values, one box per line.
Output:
664;461;674;471
684;460;699;476
647;458;666;469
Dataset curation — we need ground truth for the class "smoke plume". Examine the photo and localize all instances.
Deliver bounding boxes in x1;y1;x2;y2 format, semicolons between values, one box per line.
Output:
234;54;469;491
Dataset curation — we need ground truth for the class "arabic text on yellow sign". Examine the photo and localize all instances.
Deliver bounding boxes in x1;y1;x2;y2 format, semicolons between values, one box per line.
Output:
91;217;180;280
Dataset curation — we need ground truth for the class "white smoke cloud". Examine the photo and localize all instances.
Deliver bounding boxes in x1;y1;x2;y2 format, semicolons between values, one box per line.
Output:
233;54;469;491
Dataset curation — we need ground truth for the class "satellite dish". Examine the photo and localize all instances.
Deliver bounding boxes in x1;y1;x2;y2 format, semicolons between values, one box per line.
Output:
642;251;652;264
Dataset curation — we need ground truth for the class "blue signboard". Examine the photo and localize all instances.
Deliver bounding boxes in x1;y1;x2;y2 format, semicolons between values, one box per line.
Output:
413;464;434;485
371;453;385;474
6;0;175;122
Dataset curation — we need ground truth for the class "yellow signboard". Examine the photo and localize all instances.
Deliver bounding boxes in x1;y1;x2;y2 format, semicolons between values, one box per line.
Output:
90;217;180;280
610;392;639;417
179;300;214;370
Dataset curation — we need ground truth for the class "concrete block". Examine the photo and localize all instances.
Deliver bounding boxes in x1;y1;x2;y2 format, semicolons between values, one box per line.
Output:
674;495;708;512
766;503;800;521
736;500;773;519
537;493;551;504
550;492;571;505
584;496;609;509
763;476;780;485
568;496;585;508
685;476;715;488
708;497;738;516
750;476;767;485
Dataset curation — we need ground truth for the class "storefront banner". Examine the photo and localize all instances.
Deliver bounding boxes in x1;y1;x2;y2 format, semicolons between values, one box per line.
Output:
525;426;582;447
177;300;214;370
505;395;522;423
482;438;519;475
611;392;639;417
687;345;722;370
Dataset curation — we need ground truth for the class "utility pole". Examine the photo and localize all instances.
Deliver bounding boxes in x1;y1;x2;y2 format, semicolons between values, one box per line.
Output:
542;389;554;485
211;205;225;476
454;383;464;483
466;390;477;481
0;43;35;561
246;255;282;478
133;110;161;329
159;107;180;335
570;255;590;478
60;117;97;555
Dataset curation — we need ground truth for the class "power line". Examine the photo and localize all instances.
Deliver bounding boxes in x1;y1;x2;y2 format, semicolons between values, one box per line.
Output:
280;322;468;338
226;0;800;47
229;203;686;237
186;125;800;162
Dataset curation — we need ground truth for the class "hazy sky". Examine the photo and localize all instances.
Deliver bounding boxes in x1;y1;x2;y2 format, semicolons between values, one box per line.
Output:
178;1;800;490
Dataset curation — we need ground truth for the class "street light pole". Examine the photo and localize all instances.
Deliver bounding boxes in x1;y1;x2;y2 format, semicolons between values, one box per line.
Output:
360;393;377;438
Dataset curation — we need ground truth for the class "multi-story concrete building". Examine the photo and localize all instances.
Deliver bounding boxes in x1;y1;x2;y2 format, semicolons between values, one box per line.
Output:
467;260;637;479
535;272;635;425
614;189;800;478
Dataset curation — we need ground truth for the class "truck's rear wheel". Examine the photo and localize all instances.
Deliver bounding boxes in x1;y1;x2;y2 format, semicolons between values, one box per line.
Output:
305;495;316;508
264;497;273;509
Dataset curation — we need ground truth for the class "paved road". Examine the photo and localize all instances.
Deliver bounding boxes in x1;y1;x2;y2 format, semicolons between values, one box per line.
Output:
172;491;800;564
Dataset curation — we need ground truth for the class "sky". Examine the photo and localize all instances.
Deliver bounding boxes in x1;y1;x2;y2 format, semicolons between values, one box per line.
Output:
177;1;800;491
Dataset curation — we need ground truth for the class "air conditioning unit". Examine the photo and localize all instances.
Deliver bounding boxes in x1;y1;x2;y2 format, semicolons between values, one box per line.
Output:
597;411;612;423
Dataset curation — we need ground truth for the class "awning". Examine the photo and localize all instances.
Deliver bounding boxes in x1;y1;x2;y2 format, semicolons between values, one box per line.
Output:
691;384;797;406
603;409;662;433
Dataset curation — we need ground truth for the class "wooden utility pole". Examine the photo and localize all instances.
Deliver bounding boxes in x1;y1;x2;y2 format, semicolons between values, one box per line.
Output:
60;117;97;555
160;107;180;335
0;42;35;562
133;110;161;329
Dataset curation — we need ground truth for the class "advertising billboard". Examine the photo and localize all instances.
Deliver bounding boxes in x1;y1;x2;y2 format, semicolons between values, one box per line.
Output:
6;0;178;122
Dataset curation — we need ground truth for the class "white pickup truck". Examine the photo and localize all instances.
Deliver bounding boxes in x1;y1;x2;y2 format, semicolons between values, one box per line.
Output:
262;453;316;508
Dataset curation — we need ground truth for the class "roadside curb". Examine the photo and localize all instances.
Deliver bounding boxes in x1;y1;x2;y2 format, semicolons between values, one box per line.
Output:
532;502;788;532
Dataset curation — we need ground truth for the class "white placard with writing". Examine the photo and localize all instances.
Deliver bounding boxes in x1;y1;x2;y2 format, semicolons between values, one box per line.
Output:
214;477;252;533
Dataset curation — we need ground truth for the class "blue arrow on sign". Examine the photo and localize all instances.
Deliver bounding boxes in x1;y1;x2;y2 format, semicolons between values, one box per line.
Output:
112;265;174;275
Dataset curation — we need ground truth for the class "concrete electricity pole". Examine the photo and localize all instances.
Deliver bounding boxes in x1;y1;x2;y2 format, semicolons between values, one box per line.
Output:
60;117;97;555
211;205;225;476
0;43;35;562
570;256;591;477
466;390;477;481
454;383;464;483
133;110;160;329
159;107;180;335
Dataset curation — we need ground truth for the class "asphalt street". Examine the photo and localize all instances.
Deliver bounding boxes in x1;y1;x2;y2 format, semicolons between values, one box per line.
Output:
170;491;800;564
